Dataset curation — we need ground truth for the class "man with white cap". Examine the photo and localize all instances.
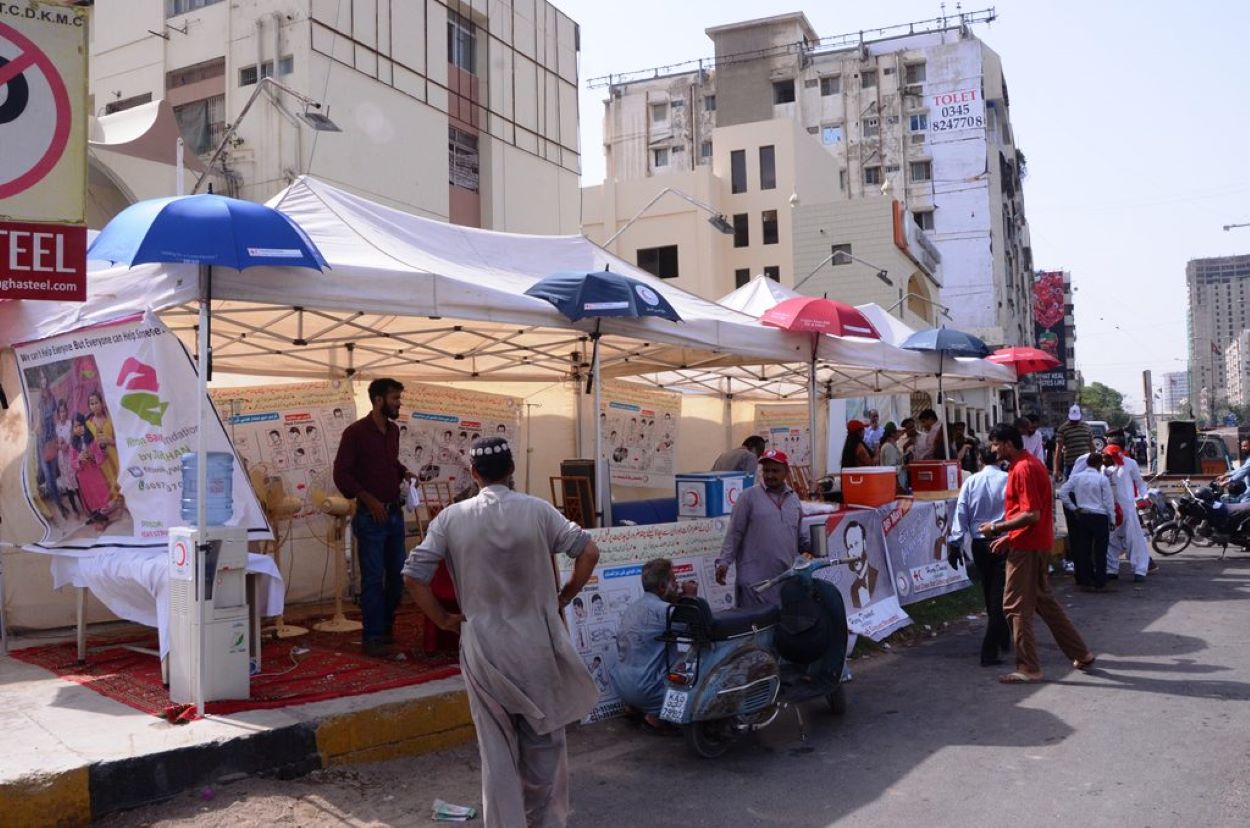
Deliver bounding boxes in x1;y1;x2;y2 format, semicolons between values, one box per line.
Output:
1053;404;1094;482
402;436;600;827
715;448;809;608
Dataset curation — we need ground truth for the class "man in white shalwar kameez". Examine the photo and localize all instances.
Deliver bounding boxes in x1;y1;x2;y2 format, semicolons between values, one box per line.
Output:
403;437;601;827
1104;444;1151;581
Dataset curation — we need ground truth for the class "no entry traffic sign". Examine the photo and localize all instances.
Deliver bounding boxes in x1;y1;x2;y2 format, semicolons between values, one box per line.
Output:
0;3;88;301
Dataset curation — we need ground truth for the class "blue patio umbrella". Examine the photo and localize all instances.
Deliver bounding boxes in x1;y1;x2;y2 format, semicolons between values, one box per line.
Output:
902;327;991;459
89;192;326;715
526;269;682;526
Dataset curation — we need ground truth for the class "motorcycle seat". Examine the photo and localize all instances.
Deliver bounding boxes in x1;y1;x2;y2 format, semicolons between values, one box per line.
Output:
667;597;779;641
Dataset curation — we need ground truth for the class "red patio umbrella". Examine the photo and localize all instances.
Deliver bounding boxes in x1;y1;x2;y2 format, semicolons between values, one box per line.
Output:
987;346;1061;376
760;296;881;338
759;297;880;486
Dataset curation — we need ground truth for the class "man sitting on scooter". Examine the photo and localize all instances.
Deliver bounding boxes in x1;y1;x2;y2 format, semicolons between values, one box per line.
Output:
715;449;809;608
611;558;694;732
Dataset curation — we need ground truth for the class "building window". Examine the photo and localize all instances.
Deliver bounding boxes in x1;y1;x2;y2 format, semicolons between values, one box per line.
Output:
820;75;841;96
650;102;668;123
704;95;716;112
910;160;933;182
909;113;928;131
904;62;927;84
239;60;275;86
772;80;796;104
699;141;713;160
173;93;225;154
732;213;749;248
762;210;779;245
764;266;780;282
732;269;750;288
861;70;877;89
759;145;776;190
166;0;223;15
278;55;294;75
166;57;224;90
821;124;843;145
839;169;848;191
671;99;684;110
239;65;257;86
449;127;480;191
863;117;880;138
831;243;853;265
730;149;747;194
913;210;935;231
104;92;152;115
448;10;477;73
652;147;669;168
636;245;679;279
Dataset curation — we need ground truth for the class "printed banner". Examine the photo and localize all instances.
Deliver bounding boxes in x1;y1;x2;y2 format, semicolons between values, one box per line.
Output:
1032;270;1068;390
811;509;912;640
15;313;269;555
926;86;986;143
561;518;734;722
754;404;812;469
400;382;522;499
600;379;680;488
876;497;969;605
210;381;356;519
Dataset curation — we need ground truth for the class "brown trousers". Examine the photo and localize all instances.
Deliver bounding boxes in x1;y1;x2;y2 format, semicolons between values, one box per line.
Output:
1002;547;1089;675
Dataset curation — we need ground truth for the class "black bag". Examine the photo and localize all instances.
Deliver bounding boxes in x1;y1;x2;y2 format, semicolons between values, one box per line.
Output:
774;579;832;665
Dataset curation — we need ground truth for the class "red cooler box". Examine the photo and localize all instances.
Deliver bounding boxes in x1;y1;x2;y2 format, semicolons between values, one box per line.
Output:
909;460;959;493
840;466;897;507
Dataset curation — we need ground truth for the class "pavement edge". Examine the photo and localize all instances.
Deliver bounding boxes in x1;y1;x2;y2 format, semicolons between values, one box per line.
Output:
0;766;90;827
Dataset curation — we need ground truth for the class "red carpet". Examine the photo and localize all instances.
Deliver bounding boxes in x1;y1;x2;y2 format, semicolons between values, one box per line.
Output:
11;607;460;719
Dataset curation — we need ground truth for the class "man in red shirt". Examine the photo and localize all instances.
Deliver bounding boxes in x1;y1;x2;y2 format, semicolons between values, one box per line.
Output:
334;378;413;656
979;423;1095;683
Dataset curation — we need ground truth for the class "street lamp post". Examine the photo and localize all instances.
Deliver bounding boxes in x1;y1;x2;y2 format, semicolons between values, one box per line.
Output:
193;77;341;194
602;187;735;248
794;249;893;296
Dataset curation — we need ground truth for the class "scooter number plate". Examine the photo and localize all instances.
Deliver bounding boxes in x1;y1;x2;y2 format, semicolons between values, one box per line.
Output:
659;688;689;723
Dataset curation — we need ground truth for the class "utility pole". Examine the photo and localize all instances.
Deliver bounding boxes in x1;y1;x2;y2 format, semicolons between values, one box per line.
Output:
1142;370;1156;472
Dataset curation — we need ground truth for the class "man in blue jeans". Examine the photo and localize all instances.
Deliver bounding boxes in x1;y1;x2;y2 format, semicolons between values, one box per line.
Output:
333;378;413;656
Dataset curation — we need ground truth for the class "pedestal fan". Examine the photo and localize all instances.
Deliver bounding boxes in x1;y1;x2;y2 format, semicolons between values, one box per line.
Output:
310;487;362;634
248;465;307;639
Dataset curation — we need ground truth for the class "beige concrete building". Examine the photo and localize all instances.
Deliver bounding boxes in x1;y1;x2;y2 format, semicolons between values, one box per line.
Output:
1224;331;1250;409
1187;255;1250;421
88;0;581;232
583;11;1032;346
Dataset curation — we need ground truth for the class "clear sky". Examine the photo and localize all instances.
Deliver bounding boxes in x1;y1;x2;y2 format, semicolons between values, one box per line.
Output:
556;0;1250;413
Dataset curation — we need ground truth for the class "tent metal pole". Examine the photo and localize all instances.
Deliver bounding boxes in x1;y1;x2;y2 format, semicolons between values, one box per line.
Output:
195;264;210;717
808;342;819;479
724;378;733;452
592;341;610;527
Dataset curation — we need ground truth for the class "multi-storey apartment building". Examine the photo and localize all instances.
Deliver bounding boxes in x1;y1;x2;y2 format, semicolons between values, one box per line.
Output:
1187;255;1250;420
583;10;1032;346
1161;370;1189;416
88;0;581;232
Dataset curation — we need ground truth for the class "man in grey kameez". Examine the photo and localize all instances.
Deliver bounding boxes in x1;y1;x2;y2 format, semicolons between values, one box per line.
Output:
715;449;809;608
403;437;600;828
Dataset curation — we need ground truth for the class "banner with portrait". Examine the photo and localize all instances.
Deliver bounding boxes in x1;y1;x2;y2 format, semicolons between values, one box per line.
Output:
599;379;681;488
15;313;269;556
875;497;969;605
754;404;812;469
560;518;734;722
210;381;356;519
810;509;912;640
398;383;522;499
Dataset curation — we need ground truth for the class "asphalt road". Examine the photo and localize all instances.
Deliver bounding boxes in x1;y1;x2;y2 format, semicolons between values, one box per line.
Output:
106;550;1250;827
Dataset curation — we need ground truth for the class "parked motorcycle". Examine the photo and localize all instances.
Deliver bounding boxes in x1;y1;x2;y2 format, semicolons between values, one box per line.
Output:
658;556;849;759
1152;480;1250;558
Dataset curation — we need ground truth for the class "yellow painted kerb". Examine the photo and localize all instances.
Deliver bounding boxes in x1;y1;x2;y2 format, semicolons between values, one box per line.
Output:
315;690;475;766
0;767;91;827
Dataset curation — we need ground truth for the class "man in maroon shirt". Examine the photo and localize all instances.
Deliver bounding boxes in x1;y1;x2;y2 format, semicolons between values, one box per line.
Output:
334;378;413;656
979;423;1095;684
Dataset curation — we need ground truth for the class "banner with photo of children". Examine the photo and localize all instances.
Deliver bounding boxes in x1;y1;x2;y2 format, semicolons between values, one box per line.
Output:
753;404;812;469
599;379;680;489
560;519;734;722
209;381;356;519
399;383;522;499
15;313;269;555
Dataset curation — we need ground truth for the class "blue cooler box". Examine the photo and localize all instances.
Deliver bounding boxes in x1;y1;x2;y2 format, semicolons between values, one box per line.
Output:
676;471;754;519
